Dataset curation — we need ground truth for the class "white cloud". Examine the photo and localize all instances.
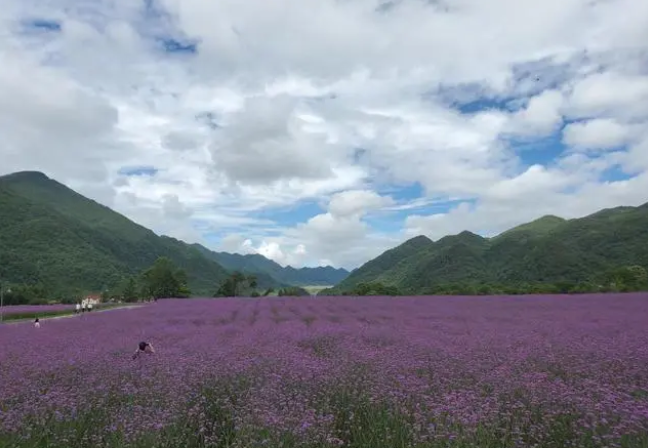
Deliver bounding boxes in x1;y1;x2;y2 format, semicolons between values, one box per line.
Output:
565;72;648;120
505;90;564;137
328;189;394;218
562;119;637;151
404;152;645;240
406;171;648;241
208;94;350;185
1;0;648;270
218;190;399;268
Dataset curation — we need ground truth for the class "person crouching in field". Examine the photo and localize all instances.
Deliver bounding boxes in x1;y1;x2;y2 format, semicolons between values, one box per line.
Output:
132;341;155;359
34;318;40;328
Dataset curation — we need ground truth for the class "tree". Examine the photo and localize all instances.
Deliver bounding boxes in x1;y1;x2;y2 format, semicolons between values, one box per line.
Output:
141;257;190;299
349;282;401;296
626;265;648;290
122;277;138;303
602;265;648;292
214;271;257;297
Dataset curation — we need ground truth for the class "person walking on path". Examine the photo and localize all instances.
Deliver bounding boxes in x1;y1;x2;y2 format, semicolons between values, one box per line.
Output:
34;318;40;328
75;303;81;314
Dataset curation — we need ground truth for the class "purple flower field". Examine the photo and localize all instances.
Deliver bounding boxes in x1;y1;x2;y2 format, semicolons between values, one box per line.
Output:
0;304;74;315
1;294;648;448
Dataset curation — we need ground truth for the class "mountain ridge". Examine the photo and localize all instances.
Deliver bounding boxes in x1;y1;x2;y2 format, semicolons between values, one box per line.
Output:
4;170;647;298
0;171;348;297
194;245;349;286
327;202;648;294
0;171;231;297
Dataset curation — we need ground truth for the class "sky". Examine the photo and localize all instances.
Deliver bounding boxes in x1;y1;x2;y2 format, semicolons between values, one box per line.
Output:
1;0;648;270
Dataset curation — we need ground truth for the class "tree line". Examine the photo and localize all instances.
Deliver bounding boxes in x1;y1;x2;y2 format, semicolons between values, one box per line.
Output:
2;257;313;305
4;260;645;305
2;257;192;305
332;265;648;296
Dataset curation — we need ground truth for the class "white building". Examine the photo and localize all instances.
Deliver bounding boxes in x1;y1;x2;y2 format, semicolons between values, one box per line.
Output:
81;295;101;308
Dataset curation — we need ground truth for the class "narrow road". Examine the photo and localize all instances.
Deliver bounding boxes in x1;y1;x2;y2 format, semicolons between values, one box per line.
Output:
2;304;144;325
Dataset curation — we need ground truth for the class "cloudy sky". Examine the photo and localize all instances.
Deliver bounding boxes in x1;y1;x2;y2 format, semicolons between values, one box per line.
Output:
1;0;647;270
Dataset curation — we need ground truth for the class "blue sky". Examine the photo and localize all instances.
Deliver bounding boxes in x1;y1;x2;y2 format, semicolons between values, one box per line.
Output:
24;19;61;32
2;0;647;269
119;166;159;177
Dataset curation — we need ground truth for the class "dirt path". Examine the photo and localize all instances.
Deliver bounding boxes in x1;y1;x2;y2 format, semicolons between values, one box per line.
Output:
2;304;145;325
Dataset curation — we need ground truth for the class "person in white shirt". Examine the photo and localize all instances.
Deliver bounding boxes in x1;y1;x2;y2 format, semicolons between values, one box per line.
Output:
88;303;93;312
75;303;81;314
34;318;40;328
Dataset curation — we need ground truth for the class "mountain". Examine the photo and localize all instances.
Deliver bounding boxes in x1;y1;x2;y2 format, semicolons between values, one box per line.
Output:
327;204;648;294
331;235;433;292
495;215;566;240
194;245;350;286
192;247;286;290
0;171;229;297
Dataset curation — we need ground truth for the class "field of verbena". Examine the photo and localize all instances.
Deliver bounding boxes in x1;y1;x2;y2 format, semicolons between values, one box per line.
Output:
1;304;74;314
1;295;648;448
0;303;124;322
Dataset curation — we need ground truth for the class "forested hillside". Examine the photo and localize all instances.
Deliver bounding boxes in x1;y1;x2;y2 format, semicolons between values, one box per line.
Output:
0;171;229;299
325;204;648;295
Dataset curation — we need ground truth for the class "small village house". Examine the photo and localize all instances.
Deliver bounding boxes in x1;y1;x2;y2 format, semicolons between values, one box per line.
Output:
81;294;101;308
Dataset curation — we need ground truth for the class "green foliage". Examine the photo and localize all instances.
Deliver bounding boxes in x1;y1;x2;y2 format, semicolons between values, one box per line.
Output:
0;171;229;299
121;277;139;303
330;204;648;295
600;265;648;292
332;235;433;293
345;282;401;296
214;271;258;297
277;286;310;296
337;266;646;296
0;283;48;305
141;257;190;299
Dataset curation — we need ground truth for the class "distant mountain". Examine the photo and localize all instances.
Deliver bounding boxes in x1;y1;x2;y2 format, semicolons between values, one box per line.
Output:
331;235;433;292
193;245;350;286
0;171;229;297
326;205;648;294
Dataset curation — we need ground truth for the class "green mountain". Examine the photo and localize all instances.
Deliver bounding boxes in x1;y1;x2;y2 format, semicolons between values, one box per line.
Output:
0;171;230;297
194;246;349;286
192;247;287;290
332;235;433;292
495;215;566;239
327;204;648;294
